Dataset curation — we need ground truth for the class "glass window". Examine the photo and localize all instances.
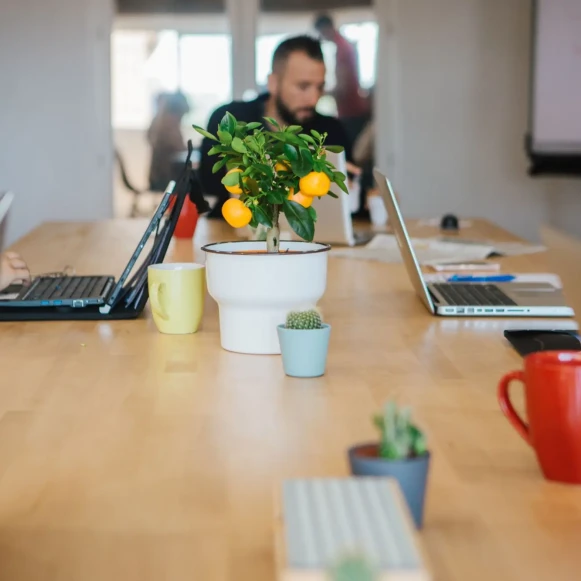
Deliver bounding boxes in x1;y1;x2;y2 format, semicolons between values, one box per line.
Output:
340;21;378;90
179;34;232;130
111;29;232;135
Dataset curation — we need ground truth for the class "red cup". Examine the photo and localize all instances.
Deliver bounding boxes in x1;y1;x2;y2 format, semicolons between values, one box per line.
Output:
498;350;581;484
173;197;199;239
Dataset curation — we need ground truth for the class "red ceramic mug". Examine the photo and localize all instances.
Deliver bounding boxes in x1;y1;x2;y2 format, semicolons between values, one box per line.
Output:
498;350;581;484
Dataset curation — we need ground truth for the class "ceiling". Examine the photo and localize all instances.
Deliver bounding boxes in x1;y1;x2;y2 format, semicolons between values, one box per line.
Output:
116;0;372;14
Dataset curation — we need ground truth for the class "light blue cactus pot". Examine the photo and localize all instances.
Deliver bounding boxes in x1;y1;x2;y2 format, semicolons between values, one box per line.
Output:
277;323;331;378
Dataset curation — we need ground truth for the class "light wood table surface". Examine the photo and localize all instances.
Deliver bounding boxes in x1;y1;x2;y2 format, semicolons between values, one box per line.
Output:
2;217;581;581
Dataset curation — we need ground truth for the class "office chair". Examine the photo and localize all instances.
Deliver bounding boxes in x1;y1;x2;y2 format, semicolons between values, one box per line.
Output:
114;149;159;218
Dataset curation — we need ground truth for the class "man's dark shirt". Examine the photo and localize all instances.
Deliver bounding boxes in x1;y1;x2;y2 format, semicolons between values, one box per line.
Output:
199;93;353;201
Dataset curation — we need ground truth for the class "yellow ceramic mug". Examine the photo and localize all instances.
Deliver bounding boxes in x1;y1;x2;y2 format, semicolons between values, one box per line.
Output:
147;263;205;334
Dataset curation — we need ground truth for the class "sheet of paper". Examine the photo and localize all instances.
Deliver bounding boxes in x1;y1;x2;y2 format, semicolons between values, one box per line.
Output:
489;242;546;256
437;237;546;256
331;234;495;265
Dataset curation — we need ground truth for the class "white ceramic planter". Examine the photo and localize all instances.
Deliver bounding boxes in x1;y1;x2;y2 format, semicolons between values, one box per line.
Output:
202;240;330;355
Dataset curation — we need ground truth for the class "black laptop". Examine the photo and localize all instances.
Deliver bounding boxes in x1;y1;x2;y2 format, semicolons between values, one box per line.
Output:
0;144;200;322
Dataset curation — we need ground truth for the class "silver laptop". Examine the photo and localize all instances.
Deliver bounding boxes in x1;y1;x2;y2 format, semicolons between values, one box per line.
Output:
280;152;373;246
0;192;14;255
373;168;574;318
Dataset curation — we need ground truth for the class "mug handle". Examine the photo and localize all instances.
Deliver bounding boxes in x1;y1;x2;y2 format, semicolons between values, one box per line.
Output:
497;370;531;445
149;282;169;320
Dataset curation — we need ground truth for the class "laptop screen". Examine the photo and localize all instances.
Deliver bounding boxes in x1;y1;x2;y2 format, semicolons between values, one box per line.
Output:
372;168;436;314
102;181;175;311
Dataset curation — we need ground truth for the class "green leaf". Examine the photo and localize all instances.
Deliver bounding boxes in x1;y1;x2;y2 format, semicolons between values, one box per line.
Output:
283;144;299;163
328;191;339;198
207;145;223;156
311;129;322;141
299;133;317;146
249;214;258;229
226;161;241;171
324;145;344;154
283;199;315;242
291;157;311;178
231;137;247;154
246;122;262;131
286;125;302;133
267;190;287;205
264;116;280;129
220;112;237;134
212;157;228;173
245;178;260;196
222;171;241;187
333;172;349;194
307;206;317;223
245;137;261;153
270;132;304;147
242;154;250;166
193;125;218;141
321;165;334;179
254;206;273;228
217;130;233;145
300;147;314;166
255;163;274;179
312;159;325;173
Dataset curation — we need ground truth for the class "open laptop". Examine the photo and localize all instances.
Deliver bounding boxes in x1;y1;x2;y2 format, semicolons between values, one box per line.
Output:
0;146;195;322
373;168;574;318
280;152;373;246
0;191;14;256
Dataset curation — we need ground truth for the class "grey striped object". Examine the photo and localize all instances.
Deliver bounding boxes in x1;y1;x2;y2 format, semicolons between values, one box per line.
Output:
281;478;428;578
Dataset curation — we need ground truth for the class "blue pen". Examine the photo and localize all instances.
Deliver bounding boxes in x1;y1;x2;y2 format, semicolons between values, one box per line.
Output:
447;274;516;283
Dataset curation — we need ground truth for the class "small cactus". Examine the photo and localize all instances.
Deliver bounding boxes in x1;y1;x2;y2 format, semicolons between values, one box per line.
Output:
373;400;427;460
285;308;323;330
329;554;377;581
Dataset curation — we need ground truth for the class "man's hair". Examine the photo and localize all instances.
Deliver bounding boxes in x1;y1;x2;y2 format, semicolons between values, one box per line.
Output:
314;14;334;31
272;35;324;74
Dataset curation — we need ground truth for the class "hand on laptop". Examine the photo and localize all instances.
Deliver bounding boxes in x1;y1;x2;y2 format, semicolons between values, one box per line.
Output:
0;252;30;292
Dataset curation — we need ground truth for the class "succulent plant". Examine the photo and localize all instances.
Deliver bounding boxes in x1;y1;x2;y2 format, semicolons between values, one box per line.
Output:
373;400;427;460
285;308;323;330
329;554;377;581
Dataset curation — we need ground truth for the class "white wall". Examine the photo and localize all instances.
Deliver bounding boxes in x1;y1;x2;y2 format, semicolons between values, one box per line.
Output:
374;0;581;242
0;0;114;245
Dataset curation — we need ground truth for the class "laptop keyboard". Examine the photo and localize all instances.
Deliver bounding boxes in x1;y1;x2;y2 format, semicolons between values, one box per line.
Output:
22;276;111;302
432;283;517;307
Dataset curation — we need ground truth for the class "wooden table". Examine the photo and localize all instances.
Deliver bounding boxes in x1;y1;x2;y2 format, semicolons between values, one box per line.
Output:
2;218;581;581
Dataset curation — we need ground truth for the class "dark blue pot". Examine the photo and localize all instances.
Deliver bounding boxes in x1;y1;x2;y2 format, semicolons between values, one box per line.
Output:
348;443;431;529
277;324;331;378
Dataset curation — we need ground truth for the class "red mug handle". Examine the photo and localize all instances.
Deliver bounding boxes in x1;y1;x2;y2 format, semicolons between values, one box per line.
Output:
497;370;532;446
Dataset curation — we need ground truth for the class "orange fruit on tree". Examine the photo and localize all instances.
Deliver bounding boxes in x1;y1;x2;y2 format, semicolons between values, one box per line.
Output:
299;171;331;197
222;198;252;228
224;168;244;195
275;161;291;173
287;190;313;208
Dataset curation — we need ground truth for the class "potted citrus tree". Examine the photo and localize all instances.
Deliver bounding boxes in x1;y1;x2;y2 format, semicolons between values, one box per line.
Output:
348;401;431;529
194;113;347;355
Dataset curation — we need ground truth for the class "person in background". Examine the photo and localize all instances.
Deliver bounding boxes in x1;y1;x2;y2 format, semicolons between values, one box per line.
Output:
352;88;376;218
147;91;190;192
199;35;356;219
314;14;371;146
0;252;30;292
